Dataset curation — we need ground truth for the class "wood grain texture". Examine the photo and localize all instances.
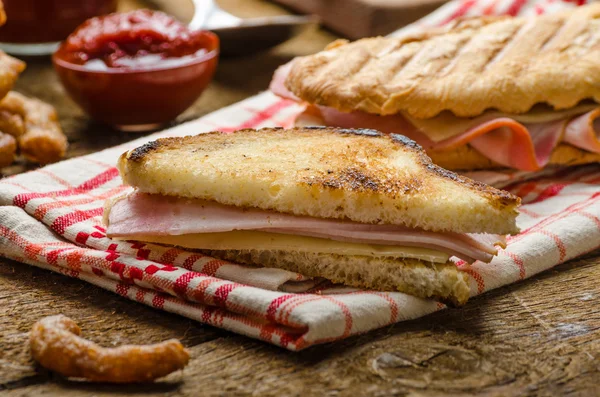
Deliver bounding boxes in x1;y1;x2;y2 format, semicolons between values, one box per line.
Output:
1;1;599;395
2;253;600;396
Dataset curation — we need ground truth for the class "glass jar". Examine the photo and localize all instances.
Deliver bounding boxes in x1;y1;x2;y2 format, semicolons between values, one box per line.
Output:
0;0;118;55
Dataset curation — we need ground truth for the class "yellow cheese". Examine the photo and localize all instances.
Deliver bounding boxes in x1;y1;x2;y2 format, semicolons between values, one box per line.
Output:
402;103;598;143
123;230;450;263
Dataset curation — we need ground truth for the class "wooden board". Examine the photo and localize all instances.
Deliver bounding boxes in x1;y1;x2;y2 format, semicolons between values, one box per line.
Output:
272;0;449;39
1;1;600;395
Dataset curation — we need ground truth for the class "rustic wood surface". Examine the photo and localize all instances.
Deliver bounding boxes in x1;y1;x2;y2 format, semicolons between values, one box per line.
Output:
1;1;600;396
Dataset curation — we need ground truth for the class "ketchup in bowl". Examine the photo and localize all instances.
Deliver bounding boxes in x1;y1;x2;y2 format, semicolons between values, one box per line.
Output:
53;10;219;131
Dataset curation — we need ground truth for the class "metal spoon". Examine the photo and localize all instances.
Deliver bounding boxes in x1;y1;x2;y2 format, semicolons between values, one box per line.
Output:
188;0;318;56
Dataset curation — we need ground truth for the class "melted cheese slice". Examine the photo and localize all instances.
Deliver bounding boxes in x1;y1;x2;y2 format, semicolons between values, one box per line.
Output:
402;103;598;143
122;231;450;263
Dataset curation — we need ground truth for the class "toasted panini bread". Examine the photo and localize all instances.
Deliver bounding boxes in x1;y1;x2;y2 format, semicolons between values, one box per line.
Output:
285;4;600;118
206;250;470;305
103;228;470;304
430;143;600;171
118;127;520;234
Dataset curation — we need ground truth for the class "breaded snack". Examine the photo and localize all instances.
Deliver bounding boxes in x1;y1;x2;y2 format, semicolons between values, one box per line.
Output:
30;315;190;383
0;52;25;102
0;131;16;167
0;0;6;26
0;109;25;137
0;91;67;164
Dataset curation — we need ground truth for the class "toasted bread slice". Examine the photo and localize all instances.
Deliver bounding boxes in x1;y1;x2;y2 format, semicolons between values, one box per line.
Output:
118;127;520;234
430;143;600;171
108;232;471;304
204;249;471;305
114;229;470;304
285;4;600;119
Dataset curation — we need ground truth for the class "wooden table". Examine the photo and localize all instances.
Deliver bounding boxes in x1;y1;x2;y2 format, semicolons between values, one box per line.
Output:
2;1;600;396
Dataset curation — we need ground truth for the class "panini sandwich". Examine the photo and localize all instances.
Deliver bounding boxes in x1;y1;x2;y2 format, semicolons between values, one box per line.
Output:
270;4;600;171
104;127;520;305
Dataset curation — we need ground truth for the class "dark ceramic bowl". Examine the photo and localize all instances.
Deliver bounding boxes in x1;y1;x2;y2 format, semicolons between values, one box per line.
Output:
52;31;219;131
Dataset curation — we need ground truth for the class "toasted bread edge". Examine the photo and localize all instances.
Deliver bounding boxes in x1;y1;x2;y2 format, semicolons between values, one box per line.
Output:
205;248;471;306
119;127;520;215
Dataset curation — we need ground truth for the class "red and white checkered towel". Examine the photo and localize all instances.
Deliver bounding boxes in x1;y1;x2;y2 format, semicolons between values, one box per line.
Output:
1;0;598;351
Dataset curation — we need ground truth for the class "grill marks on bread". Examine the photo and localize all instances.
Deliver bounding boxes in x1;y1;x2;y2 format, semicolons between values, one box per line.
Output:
285;4;600;118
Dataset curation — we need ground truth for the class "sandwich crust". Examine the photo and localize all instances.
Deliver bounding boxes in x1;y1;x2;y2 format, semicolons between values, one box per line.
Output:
118;127;519;234
429;143;600;171
204;249;471;306
285;4;600;119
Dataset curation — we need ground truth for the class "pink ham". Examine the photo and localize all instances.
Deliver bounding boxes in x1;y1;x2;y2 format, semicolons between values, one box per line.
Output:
271;61;600;171
106;192;505;264
564;108;600;153
269;62;299;101
312;106;570;172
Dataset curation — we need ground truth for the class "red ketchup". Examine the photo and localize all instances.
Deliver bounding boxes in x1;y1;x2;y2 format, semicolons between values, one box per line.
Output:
60;9;216;71
53;10;219;130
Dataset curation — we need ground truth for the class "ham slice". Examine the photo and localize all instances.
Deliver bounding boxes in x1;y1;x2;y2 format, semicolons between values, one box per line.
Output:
106;192;506;264
564;108;600;153
271;60;600;171
269;62;299;102
437;118;566;171
312;105;594;171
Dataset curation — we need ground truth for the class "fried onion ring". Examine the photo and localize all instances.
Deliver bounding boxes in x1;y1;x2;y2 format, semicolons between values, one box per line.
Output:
0;92;67;164
30;315;190;383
